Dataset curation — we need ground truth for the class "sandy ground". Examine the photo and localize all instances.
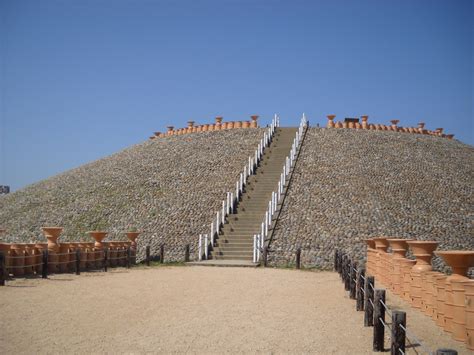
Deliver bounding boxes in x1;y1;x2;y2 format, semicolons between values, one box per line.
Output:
0;266;469;354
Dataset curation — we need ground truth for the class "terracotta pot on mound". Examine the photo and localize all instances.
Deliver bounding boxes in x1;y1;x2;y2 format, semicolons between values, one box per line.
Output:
0;243;12;276
335;121;343;129
89;231;107;268
451;279;467;342
435;251;474;334
76;242;88;270
435;275;448;328
364;239;376;276
464;281;474;350
406;241;438;309
10;243;26;277
242;121;250;128
373;238;389;286
234;121;242;129
202;124;209;132
250;115;259;128
33;243;47;274
342;121;348;129
126;232;140;264
58;242;71;273
108;242;117;267
361;115;369;129
422;271;443;317
348;121;354;129
326;115;336;128
387;239;412;295
42;227;63;274
85;242;96;269
400;259;417;302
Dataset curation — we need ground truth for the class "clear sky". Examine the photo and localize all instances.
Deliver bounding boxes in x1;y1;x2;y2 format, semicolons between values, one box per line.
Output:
0;0;472;192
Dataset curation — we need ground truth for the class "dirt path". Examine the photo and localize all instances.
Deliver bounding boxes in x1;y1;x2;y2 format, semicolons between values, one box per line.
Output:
0;267;468;354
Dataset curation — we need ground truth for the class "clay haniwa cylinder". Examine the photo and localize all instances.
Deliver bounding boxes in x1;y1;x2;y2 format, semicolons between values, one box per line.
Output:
10;243;26;277
242;121;250;128
434;251;474;334
387;239;412;295
364;239;376;276
34;243;47;274
42;227;63;274
435;275;448;328
126;232;140;264
77;242;88;270
422;271;442;317
0;242;12;275
58;242;71;273
23;243;36;275
406;241;438;309
373;237;389;286
463;281;474;351
451;279;467;342
361;115;369;129
400;259;416;302
250;115;259;128
89;231;107;268
326;115;336;128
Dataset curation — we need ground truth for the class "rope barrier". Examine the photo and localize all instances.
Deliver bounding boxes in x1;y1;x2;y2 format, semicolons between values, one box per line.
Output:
379;299;392;317
379;317;391;330
399;324;432;355
6;263;44;269
398;348;405;355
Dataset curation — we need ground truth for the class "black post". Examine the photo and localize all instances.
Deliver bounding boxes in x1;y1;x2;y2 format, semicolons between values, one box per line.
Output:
184;244;190;262
160;245;164;264
364;276;375;326
391;311;406;355
340;254;346;281
104;248;108;272
349;261;357;299
263;246;268;267
373;289;386;352
334;249;338;271
0;251;5;286
435;349;458;355
146;246;150;266
42;250;48;279
356;269;365;311
75;249;80;275
126;247;131;269
344;257;351;291
296;248;301;269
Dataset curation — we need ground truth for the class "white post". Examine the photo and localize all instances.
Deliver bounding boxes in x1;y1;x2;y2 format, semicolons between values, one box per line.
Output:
273;192;277;213
264;212;268;236
268;200;272;219
236;181;239;201
261;222;265;240
248;157;251;175
210;222;214;245
216;211;220;235
198;234;202;261
253;235;257;263
256;234;260;262
227;192;231;215
277;181;281;202
239;173;243;192
255;150;258;166
271;192;275;215
222;201;225;224
204;234;208;260
243;166;247;183
230;192;234;213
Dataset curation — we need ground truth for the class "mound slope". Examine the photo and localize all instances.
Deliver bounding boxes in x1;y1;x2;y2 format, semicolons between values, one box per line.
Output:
269;128;474;271
0;129;264;261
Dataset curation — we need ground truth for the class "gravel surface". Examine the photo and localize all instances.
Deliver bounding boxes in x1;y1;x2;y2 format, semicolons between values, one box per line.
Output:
0;267;468;354
269;128;474;273
0;129;264;262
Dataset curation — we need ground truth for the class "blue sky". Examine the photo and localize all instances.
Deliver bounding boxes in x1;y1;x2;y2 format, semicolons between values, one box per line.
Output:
0;0;472;191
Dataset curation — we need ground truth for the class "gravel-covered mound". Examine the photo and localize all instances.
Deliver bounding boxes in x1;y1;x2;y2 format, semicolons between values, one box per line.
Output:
0;129;264;261
269;128;474;273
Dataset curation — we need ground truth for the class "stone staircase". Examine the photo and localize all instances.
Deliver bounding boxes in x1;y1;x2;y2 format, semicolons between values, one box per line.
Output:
209;127;298;261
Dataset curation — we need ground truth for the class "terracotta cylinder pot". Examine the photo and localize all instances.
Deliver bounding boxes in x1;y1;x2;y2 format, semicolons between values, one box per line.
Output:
451;279;467;342
10;243;26;277
42;227;62;274
422;271;442;317
85;242;95;269
89;231;107;249
361;115;369;129
126;232;140;264
24;243;36;275
208;124;215;131
58;243;71;273
400;259;417;302
387;239;412;295
342;121;348;129
464;281;474;350
373;238;389;286
233;121;241;129
242;121;250;128
427;272;444;320
221;122;228;130
435;275;448;328
77;242;88;270
364;239;376;276
326;115;336;128
435;251;474;334
250;115;259;128
348;121;354;129
33;243;47;274
202;124;209;132
67;243;77;272
0;243;12;275
227;121;234;129
407;241;438;308
115;242;124;266
109;242;117;267
335;122;343;129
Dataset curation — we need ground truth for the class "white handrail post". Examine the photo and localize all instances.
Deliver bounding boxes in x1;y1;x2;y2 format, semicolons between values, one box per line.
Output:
198;234;202;261
230;192;234;213
227;192;231;215
256;234;260;262
204;234;208;260
264;212;268;236
277;181;281;202
236;181;239;202
253;235;257;263
222;201;225;224
210;222;214;245
216;211;220;235
239;173;243;193
243;166;247;183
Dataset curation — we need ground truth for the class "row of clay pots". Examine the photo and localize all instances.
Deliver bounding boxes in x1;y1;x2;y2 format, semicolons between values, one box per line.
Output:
326;116;454;139
150;116;259;139
365;238;474;350
0;228;141;276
